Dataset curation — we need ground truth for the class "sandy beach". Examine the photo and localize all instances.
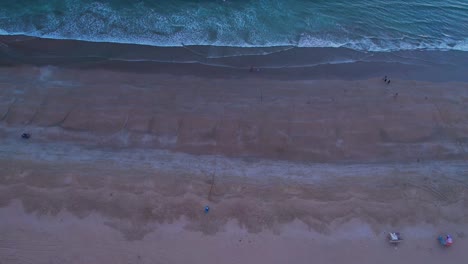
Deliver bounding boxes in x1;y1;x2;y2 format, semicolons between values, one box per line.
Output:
1;39;468;263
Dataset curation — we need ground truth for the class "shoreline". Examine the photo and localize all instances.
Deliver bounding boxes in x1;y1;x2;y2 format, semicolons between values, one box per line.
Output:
2;35;468;82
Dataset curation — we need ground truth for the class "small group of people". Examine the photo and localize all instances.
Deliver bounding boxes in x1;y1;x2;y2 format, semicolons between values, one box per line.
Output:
389;232;454;248
383;75;391;84
383;76;399;99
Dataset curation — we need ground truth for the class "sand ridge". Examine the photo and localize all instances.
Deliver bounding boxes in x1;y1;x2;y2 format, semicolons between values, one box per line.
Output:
0;66;467;162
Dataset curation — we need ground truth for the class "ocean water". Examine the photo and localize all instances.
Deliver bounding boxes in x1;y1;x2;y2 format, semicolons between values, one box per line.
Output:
1;0;467;52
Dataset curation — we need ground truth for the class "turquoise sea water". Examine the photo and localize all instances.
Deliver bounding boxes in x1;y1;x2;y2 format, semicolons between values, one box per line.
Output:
0;0;467;51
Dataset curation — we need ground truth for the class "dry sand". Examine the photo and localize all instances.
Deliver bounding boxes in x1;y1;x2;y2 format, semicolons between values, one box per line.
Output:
0;65;467;263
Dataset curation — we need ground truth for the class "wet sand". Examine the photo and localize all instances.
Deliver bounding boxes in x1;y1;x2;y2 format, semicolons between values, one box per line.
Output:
2;35;468;82
0;64;467;263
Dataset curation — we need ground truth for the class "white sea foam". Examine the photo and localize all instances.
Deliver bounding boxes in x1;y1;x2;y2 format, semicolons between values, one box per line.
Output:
2;27;467;52
453;38;468;51
0;1;467;52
